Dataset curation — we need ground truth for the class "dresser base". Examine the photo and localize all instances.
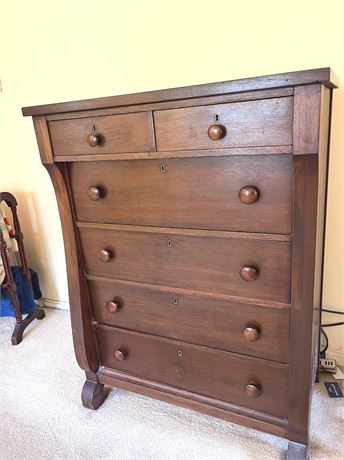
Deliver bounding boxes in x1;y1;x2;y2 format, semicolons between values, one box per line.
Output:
81;379;108;410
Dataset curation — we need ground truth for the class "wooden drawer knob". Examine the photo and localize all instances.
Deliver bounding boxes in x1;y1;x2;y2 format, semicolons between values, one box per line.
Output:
239;186;259;204
87;133;100;147
114;349;128;361
207;124;226;140
242;325;260;342
239;266;258;282
245;382;261;398
106;300;121;314
98;249;113;263
87;186;102;201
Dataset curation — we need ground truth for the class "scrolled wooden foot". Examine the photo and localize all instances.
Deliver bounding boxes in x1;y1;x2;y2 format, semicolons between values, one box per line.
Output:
287;441;308;459
11;308;46;345
81;380;108;410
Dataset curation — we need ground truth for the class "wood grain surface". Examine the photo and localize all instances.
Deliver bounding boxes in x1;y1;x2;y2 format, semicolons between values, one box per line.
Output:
69;155;292;234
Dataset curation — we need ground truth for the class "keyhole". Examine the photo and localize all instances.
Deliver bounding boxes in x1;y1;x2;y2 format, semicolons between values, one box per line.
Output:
167;240;172;247
92;125;96;132
172;297;179;305
177;350;183;357
214;114;220;122
160;164;166;173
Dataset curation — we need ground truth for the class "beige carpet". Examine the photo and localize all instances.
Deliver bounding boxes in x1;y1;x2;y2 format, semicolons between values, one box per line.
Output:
0;308;343;460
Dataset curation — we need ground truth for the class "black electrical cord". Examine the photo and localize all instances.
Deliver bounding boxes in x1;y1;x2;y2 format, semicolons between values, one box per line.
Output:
322;322;344;327
322;308;344;315
320;327;328;353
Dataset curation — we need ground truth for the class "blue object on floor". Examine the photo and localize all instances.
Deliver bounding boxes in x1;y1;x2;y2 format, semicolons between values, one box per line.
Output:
0;266;36;317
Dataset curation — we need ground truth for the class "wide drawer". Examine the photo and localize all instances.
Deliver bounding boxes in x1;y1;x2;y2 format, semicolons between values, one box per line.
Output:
48;112;155;156
69;155;292;234
95;325;289;419
154;97;293;151
79;226;291;303
89;279;290;362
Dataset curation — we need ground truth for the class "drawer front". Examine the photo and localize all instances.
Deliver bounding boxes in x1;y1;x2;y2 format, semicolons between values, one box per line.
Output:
89;279;290;362
154;97;293;151
96;325;289;418
79;227;291;303
48;112;155;156
70;155;292;234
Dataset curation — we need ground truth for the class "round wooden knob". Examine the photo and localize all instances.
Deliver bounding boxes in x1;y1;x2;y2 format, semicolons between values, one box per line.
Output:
207;124;226;140
245;382;261;398
242;325;260;342
98;249;112;263
106;300;121;314
87;186;101;201
87;133;100;147
239;186;259;204
114;349;128;361
239;266;258;282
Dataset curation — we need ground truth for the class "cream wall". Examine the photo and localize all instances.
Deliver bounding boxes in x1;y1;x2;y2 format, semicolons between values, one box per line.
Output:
1;0;343;357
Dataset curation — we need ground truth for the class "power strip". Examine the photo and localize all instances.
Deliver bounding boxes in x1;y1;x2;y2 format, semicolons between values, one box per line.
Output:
320;358;337;373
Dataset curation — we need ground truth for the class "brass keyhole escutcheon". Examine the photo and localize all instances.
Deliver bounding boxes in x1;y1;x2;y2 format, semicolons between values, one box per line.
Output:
177;350;183;357
167;239;172;247
172;297;179;305
160;164;167;173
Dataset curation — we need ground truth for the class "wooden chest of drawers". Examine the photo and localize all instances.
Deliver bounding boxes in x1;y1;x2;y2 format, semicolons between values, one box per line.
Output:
23;68;337;458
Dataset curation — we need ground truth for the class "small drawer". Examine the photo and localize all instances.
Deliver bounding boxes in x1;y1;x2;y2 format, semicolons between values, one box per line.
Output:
48;112;155;156
154;97;293;151
95;325;289;419
69;154;292;234
79;226;291;303
89;279;290;362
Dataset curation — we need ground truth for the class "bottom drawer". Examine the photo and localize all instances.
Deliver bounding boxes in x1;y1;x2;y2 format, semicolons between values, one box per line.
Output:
96;325;289;419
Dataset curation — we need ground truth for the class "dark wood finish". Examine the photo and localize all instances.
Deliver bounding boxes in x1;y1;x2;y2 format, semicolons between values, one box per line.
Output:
45;87;295;122
0;191;45;344
98;366;288;434
24;70;336;458
96;325;289;419
44;162;99;373
11;309;45;345
22;68;337;117
69;155;292;234
287;85;333;448
32;116;54;164
88;278;289;362
48;112;155;156
154;98;292;151
81;380;108;409
79;225;291;303
56;145;293;163
293;85;321;155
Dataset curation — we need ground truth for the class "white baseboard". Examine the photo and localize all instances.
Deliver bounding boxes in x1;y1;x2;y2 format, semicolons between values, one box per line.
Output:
326;350;344;367
43;298;70;311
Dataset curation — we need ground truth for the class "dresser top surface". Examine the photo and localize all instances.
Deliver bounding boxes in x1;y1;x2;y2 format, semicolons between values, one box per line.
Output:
22;67;337;117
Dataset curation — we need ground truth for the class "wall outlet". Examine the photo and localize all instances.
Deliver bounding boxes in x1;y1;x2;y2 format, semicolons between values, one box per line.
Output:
320;358;337;373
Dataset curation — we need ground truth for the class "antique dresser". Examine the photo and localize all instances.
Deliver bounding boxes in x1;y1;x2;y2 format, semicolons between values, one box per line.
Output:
23;68;337;458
